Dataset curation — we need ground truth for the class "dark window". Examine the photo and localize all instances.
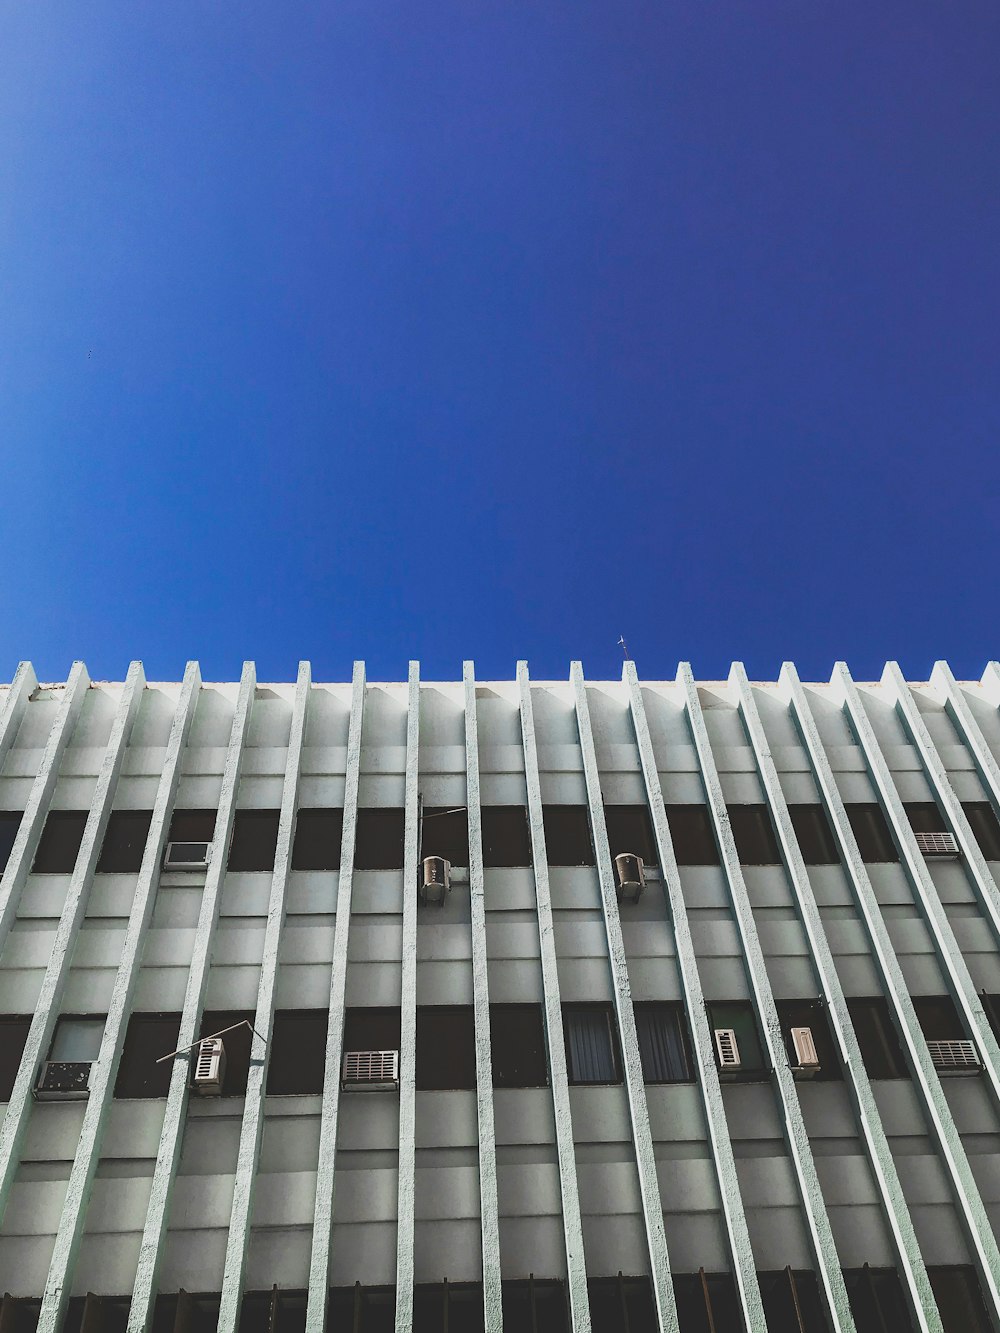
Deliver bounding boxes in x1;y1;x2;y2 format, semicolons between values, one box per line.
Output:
542;806;595;866
665;805;719;866
904;801;948;834
913;995;964;1041
0;812;23;873
963;802;1000;860
634;1003;693;1083
412;1284;484;1333
417;1006;476;1090
502;1280;568;1333
928;1266;993;1333
97;811;153;873
604;806;657;865
64;1296;129;1333
671;1272;741;1332
563;1004;621;1084
240;1289;307;1333
115;1013;181;1098
588;1276;656;1333
354;809;405;870
153;1293;221;1333
776;1000;841;1080
327;1288;394;1333
421;807;469;866
789;805;840;865
168;809;217;842
844;1267;915;1333
344;1007;401;1052
845;804;898;862
480;806;531;867
707;1001;767;1075
0;1298;40;1333
228;810;280;871
983;994;1000;1043
49;1015;105;1062
32;810;88;873
267;1010;328;1094
728;805;781;865
199;1011;254;1096
490;1004;548;1087
291;808;343;871
759;1271;831;1332
846;998;908;1079
0;1016;31;1100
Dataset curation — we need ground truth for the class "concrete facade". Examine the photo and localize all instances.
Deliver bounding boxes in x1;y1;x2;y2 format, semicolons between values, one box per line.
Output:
0;661;999;1332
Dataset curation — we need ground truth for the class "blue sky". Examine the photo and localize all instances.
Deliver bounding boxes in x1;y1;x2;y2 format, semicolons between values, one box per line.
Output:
1;3;998;685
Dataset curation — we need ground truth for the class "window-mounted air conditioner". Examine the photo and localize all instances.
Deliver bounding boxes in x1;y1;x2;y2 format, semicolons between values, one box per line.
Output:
913;831;959;859
927;1039;980;1074
341;1050;400;1091
192;1037;226;1095
790;1026;821;1076
420;856;451;906
614;853;646;904
34;1061;92;1101
714;1028;741;1073
163;841;213;871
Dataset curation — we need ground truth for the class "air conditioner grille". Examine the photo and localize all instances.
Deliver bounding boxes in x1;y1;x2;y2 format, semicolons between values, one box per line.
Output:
164;841;212;869
714;1028;740;1068
914;831;959;858
927;1039;980;1072
342;1050;399;1088
791;1026;820;1069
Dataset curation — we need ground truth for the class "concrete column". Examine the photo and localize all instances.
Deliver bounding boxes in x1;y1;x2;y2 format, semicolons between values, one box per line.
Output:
128;663;257;1333
0;662;146;1229
217;663;312;1333
783;663;1000;1327
678;665;857;1333
0;661;90;955
733;664;940;1333
305;663;366;1332
930;661;1000;814
38;663;201;1333
570;663;678;1333
395;663;420;1333
0;662;38;772
516;663;591;1333
463;662;502;1333
623;663;766;1332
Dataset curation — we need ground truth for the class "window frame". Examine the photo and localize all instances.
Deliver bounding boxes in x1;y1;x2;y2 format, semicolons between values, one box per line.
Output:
633;1002;694;1084
562;1003;622;1086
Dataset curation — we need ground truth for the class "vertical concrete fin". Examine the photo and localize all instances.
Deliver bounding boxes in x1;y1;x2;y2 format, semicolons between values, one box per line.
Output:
463;661;503;1333
39;663;202;1332
306;661;366;1332
0;662;38;772
0;662;146;1235
835;664;1000;1114
735;664;940;1333
395;662;421;1333
569;663;679;1333
516;662;592;1333
784;663;1000;1328
623;663;766;1333
218;662;312;1333
931;661;1000;808
0;660;90;954
128;663;257;1333
678;664;857;1333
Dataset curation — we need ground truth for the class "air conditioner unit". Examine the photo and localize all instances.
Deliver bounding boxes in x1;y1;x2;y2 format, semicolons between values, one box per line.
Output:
790;1026;821;1076
927;1039;980;1074
420;856;451;906
163;841;213;871
192;1037;226;1095
614;853;646;904
913;831;959;859
34;1061;92;1100
714;1028;741;1072
342;1050;400;1091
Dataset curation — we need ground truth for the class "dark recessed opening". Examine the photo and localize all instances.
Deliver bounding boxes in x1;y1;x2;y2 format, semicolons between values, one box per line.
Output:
115;1013;182;1098
788;805;840;865
291;809;344;871
665;805;719;866
168;810;217;843
228;810;281;871
604;805;657;864
845;805;898;862
846;998;909;1079
267;1010;328;1095
97;810;153;873
727;805;781;865
421;807;469;866
416;1006;476;1090
354;809;405;870
32;811;88;873
542;806;595;866
490;1004;548;1087
480;806;532;867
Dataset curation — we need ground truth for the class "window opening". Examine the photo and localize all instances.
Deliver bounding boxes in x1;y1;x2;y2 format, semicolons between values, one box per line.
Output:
291;809;343;871
775;1000;841;1081
727;805;782;865
963;802;1000;860
634;1003;693;1083
541;806;595;866
32;811;88;873
480;805;532;867
604;806;658;865
97;810;153;873
0;811;23;873
904;802;948;834
228;810;281;871
168;810;217;843
845;999;908;1080
706;1001;767;1076
420;806;469;867
0;1016;31;1101
665;805;719;866
354;809;405;870
788;805;840;865
115;1014;182;1098
416;1007;476;1090
563;1004;621;1084
490;1005;548;1087
267;1011;328;1095
844;805;898;863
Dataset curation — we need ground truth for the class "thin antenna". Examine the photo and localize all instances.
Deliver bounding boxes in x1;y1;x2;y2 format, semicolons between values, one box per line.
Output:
618;635;631;661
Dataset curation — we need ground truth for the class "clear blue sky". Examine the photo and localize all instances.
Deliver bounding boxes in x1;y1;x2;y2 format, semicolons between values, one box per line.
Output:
2;3;998;685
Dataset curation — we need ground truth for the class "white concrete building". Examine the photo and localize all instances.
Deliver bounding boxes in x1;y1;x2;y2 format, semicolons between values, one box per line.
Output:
0;659;999;1333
